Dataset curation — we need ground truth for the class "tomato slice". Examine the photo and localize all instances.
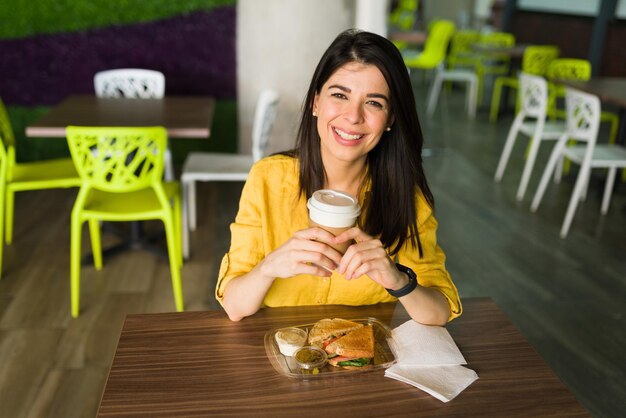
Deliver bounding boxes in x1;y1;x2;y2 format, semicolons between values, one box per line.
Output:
322;336;341;348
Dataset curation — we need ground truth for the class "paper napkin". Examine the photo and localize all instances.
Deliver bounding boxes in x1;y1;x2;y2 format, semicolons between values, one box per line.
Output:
388;319;467;366
385;364;478;403
385;319;478;402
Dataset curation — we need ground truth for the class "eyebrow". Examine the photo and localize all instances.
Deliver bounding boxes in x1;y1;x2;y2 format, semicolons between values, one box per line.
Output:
328;84;389;102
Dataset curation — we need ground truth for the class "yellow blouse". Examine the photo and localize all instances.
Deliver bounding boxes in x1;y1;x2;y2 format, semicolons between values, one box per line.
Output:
215;154;462;321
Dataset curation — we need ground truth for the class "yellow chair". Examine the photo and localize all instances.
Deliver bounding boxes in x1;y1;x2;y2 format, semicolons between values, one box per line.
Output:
66;126;183;317
447;30;481;71
546;58;619;145
0;98;81;259
473;32;516;105
489;45;560;122
389;0;419;51
404;20;456;76
0;132;6;278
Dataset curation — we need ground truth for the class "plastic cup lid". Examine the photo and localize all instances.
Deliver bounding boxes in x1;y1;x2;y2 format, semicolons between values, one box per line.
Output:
307;189;361;228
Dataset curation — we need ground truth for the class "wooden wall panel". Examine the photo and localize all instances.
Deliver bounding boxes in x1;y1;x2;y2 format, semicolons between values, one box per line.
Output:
511;11;593;60
602;22;626;76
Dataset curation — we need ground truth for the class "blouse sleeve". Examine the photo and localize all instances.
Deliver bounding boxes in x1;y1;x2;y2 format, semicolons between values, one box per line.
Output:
215;163;266;304
397;193;462;322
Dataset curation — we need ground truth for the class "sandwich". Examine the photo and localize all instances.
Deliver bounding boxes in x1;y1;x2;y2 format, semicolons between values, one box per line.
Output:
308;318;363;347
324;324;375;369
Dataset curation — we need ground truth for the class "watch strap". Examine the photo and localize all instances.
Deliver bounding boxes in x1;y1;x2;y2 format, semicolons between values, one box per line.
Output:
386;263;418;297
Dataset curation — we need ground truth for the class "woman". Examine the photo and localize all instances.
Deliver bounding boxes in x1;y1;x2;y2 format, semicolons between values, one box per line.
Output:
216;29;461;325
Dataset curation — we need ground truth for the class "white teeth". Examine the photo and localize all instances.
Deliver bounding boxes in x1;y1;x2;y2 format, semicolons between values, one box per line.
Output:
334;128;363;140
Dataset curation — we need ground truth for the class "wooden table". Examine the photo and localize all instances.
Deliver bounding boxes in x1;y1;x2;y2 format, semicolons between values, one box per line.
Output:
25;94;216;261
470;43;529;59
97;298;588;417
388;30;427;45
25;95;216;138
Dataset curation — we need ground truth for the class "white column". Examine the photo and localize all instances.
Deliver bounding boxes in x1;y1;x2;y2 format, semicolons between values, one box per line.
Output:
355;0;390;36
237;0;356;155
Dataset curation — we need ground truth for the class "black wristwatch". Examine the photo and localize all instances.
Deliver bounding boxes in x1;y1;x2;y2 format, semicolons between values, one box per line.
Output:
386;263;418;297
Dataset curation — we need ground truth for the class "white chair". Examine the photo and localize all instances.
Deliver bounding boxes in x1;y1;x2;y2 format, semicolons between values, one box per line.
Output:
531;88;626;238
94;68;165;98
426;63;477;118
494;72;566;201
180;89;279;258
93;68;173;180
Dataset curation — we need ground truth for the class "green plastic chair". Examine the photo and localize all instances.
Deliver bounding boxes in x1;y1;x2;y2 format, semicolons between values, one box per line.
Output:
546;59;619;145
473;32;516;105
66;126;183;317
389;0;419;51
490;45;560;122
0;98;81;265
447;30;481;70
404;20;456;73
0;131;6;278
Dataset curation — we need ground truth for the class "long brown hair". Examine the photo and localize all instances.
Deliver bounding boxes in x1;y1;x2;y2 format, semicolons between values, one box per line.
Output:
292;29;434;257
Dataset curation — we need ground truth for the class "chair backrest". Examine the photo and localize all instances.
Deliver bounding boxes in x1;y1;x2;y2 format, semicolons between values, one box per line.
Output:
251;90;280;162
66;126;167;193
419;20;456;65
478;31;515;48
0;98;16;179
519;72;548;119
521;46;560;76
389;0;418;31
546;59;591;81
564;87;601;146
0;101;7;184
0;98;15;151
94;69;165;99
449;30;481;57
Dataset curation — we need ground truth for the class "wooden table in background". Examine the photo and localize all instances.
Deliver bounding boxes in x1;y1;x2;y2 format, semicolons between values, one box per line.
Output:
97;297;588;417
25;95;216;138
24;94;216;261
388;30;427;46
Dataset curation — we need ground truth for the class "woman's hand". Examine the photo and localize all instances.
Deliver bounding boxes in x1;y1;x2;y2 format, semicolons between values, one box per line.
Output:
258;227;344;280
333;227;450;326
333;227;408;290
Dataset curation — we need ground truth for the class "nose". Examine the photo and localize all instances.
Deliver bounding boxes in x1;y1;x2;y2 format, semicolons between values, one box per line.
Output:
344;100;364;124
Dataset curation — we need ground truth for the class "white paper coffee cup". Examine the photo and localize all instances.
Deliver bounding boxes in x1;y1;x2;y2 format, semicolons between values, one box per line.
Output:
307;189;361;253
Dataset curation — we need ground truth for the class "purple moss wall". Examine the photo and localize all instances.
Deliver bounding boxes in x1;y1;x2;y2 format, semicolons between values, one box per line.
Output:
0;6;236;106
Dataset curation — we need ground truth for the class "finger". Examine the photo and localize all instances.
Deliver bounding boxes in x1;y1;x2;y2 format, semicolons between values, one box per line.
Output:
340;247;385;280
333;226;369;244
338;239;385;273
295;261;333;277
294;227;338;245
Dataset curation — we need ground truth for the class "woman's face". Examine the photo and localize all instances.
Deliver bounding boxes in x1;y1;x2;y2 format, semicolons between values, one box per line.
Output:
313;62;393;167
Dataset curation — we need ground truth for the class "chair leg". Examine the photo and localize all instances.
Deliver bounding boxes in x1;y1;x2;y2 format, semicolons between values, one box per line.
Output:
601;167;617;215
189;181;197;231
173;194;183;268
164;148;175;182
494;116;523;182
88;219;103;270
0;185;4;279
467;77;477;119
516;130;544;201
163;216;184;312
426;73;443;117
489;78;504;123
70;214;83;318
560;164;591;238
531;136;566;212
182;180;192;259
5;188;14;244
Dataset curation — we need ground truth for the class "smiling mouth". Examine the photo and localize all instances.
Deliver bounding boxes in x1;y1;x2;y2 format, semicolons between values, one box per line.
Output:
334;127;364;141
